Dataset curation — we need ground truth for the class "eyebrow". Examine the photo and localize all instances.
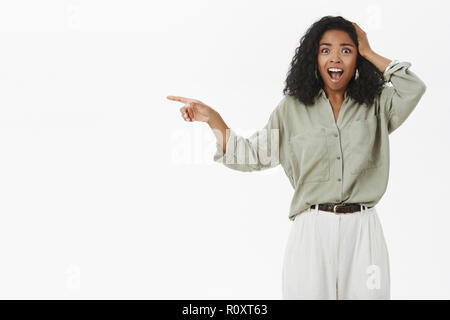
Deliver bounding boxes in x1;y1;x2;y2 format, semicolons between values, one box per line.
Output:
319;42;355;47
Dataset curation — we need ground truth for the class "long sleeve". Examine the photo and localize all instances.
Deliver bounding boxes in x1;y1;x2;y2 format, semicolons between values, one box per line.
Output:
213;103;283;172
380;60;427;134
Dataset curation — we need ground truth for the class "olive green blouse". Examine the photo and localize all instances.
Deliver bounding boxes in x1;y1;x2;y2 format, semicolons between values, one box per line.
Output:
213;60;427;221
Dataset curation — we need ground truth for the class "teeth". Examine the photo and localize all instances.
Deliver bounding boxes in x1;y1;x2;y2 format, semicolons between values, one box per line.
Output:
328;68;343;72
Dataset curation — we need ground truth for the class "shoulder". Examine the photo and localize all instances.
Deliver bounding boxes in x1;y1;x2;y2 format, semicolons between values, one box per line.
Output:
275;95;306;114
267;95;297;128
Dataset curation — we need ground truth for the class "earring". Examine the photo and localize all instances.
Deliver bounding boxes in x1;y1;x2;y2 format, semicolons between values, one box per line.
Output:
354;68;359;80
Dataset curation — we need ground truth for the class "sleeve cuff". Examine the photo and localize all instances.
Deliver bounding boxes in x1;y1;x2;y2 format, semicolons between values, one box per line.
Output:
383;60;412;82
213;128;236;163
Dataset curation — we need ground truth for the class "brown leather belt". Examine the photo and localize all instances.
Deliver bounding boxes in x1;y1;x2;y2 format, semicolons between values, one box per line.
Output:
310;203;373;214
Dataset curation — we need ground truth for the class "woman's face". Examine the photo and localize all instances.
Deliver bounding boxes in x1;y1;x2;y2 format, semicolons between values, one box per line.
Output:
317;29;358;95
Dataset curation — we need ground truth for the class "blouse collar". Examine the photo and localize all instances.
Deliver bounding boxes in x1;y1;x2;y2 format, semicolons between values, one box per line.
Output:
319;88;349;101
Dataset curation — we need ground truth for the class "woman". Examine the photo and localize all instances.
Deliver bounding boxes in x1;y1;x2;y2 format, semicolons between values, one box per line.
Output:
167;16;426;299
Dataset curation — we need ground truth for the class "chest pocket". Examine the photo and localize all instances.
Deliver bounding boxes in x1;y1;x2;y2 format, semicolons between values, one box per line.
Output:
288;128;330;185
347;115;383;175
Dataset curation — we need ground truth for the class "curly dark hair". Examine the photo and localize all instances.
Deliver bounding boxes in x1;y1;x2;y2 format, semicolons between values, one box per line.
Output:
282;15;386;106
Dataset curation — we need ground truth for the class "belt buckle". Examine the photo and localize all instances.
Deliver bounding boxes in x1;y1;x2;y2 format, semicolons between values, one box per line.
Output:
333;204;346;214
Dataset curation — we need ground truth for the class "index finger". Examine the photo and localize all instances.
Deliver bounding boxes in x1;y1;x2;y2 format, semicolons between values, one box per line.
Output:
166;95;197;103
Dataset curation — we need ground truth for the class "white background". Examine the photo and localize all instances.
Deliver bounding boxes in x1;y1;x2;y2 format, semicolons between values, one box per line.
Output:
0;0;448;299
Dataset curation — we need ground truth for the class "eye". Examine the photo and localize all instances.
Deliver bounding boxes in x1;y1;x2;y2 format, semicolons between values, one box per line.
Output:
343;48;351;53
321;48;329;53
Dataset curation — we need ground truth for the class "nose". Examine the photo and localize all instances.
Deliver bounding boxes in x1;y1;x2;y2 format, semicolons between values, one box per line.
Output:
330;54;342;63
330;50;342;62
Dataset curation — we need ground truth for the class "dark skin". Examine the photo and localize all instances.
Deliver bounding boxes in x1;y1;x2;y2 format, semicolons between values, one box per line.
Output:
317;29;357;122
318;23;392;123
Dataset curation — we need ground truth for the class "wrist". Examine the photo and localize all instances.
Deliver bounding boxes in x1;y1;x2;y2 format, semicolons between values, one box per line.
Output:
207;108;219;126
360;48;375;59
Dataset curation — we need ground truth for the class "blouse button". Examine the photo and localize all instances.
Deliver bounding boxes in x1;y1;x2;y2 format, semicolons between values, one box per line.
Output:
337;156;341;160
338;178;341;182
334;133;338;137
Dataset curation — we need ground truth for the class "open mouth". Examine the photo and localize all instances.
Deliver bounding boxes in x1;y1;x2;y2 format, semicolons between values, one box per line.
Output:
327;68;344;83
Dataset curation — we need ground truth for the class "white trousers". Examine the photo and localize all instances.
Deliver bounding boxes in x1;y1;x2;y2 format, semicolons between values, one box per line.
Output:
282;204;390;300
